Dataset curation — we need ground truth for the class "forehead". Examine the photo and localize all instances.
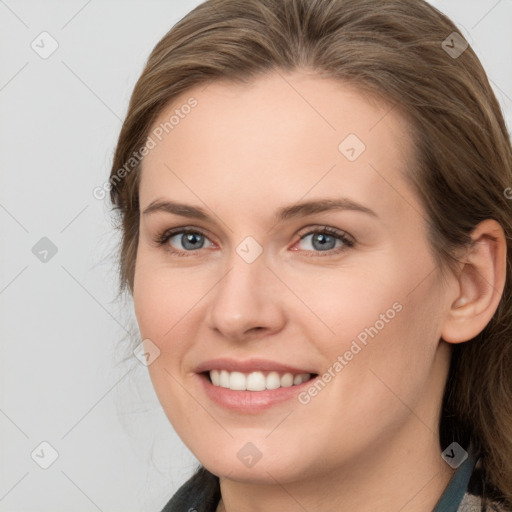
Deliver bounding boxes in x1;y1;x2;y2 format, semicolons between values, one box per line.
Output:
139;71;421;226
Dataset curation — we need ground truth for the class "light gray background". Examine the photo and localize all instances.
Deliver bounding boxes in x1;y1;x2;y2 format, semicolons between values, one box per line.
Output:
1;1;511;511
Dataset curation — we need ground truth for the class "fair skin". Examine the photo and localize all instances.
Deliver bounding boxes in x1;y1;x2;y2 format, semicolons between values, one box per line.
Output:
132;70;506;512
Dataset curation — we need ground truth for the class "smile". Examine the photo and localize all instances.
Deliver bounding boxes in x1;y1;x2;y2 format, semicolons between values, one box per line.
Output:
207;369;314;391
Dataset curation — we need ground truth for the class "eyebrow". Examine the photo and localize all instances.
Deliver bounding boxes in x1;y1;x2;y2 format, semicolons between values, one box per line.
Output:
142;197;378;222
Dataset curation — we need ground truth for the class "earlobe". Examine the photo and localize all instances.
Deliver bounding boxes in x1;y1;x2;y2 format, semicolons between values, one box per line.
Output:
441;219;507;344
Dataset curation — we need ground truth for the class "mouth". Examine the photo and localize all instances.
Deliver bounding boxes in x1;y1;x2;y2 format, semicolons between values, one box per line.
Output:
197;370;320;412
201;369;319;391
194;358;320;411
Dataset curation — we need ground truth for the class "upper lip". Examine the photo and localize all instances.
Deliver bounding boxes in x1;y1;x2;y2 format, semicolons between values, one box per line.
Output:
195;358;317;375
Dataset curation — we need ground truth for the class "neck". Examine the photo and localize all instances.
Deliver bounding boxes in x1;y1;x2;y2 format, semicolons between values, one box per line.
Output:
217;423;455;512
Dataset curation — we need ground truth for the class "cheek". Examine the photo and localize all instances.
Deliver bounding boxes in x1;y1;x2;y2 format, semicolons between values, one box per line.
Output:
304;250;443;387
288;259;404;347
133;249;204;338
133;259;186;401
133;265;200;428
132;253;213;394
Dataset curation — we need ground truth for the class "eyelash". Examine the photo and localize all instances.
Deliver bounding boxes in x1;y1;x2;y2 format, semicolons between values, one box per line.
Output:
153;226;355;258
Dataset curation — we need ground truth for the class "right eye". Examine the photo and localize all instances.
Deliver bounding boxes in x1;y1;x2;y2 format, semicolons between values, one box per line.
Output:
154;228;215;256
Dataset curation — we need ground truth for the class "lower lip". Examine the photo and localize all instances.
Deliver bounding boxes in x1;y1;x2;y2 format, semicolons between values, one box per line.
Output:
197;372;318;412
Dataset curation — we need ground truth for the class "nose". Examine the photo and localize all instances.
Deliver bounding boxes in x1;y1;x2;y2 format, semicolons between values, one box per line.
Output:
205;249;287;341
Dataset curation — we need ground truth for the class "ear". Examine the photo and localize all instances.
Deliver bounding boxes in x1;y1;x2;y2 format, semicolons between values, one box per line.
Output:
441;219;507;344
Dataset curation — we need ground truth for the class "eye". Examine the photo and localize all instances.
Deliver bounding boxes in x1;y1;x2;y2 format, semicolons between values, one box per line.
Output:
153;225;354;257
294;226;354;256
155;228;215;256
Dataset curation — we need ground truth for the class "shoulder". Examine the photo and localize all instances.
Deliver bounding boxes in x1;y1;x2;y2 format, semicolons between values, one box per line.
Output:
458;492;510;511
458;457;511;512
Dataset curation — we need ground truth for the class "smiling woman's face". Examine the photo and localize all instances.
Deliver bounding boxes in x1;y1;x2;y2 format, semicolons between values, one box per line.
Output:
133;71;455;486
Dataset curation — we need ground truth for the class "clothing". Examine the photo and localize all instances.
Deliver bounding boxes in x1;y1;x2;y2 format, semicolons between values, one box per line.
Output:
161;443;510;512
432;442;509;512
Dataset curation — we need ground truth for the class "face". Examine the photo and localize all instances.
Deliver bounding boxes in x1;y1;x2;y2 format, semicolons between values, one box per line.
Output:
133;71;453;484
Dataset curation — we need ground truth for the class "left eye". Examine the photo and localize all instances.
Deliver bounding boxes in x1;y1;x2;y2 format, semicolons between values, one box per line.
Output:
296;230;351;252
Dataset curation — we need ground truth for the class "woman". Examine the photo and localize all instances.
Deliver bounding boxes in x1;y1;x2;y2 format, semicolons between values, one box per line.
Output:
108;0;512;510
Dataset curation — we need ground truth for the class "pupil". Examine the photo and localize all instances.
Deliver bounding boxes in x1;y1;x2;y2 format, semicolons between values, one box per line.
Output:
313;233;335;251
183;233;203;249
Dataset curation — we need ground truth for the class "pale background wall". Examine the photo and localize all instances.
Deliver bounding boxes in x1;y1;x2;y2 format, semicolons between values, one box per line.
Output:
1;1;511;511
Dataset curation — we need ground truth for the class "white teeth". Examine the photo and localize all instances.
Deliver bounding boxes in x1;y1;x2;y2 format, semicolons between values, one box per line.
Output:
207;370;312;391
210;369;220;386
220;370;230;388
280;373;294;387
266;371;281;390
247;371;266;391
229;371;246;391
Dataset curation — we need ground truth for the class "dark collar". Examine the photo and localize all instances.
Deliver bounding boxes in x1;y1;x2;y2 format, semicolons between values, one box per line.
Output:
432;441;478;512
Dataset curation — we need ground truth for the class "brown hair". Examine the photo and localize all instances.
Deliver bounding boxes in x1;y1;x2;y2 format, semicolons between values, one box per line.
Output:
109;0;512;506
